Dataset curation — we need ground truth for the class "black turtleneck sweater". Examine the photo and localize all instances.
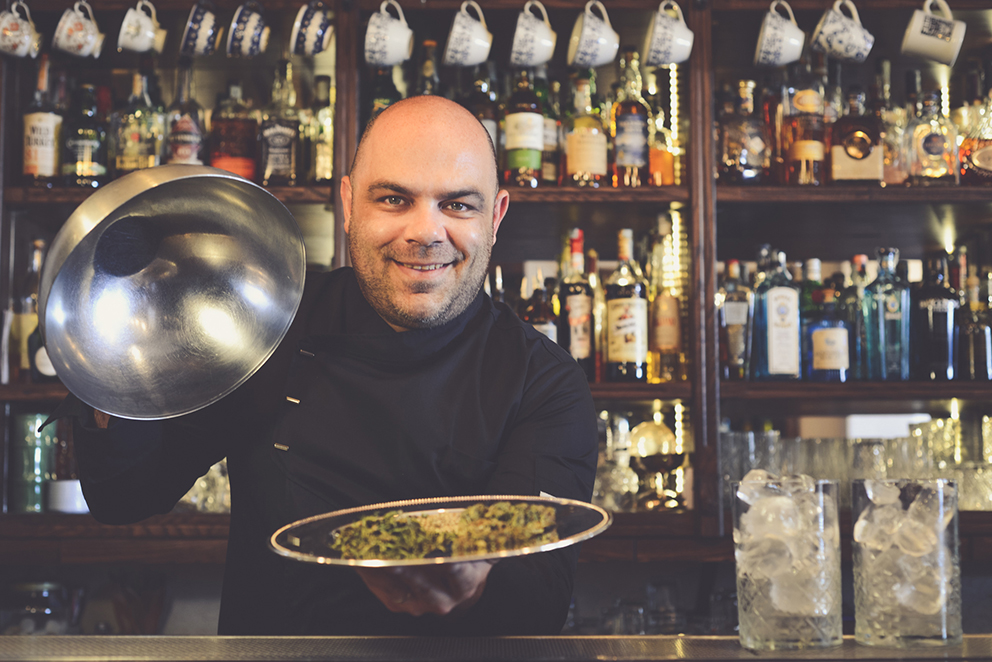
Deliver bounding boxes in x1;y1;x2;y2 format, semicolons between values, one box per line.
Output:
71;267;599;636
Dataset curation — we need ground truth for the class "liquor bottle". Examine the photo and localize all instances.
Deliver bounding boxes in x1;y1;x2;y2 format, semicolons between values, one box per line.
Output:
760;72;785;184
648;98;675;186
370;66;402;120
210;81;258;181
823;57;843;124
588;248;606;382
912;253;959;380
951;62;984;141
840;254;869;380
751;251;801;381
718;79;766;184
905;69;923;121
564;70;608;187
9;239;45;384
647;215;680;383
558;229;595;381
781;58;826;186
62;83;108;188
111;72;165;177
718;259;753;381
415;40;440;96
959;91;992;185
503;68;543;188
800;258;822;336
491;265;505;304
306;75;334;184
260;60;299;186
907;91;959;186
829;87;884;185
165;58;207;166
957;265;991;380
872;60;909;187
23;55;63;188
611;48;651;188
462;63;499;154
804;288;849;382
521;270;557;342
864;247;911;381
631;401;692;510
592;414;640;513
534;67;560;186
605;229;649;382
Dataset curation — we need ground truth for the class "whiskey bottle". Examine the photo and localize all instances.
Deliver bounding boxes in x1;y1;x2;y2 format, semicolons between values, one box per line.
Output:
62;84;108;188
10;239;45;384
558;229;595;381
957;265;991;380
370;66;402;121
648;93;675;186
259;60;299;186
307;75;334;184
864;247;910;380
605;229;649;382
534;66;560;185
760;73;785;184
906;91;959;186
912;253;959;380
461;63;499;154
587;248;606;382
611;48;651;188
111;73;165;177
646;215;681;383
959;91;992;185
751;251;801;380
718;79;766;184
951;62;984;141
23;55;63;188
718;259;753;381
521;271;557;342
781;59;826;186
415;40;440;96
210;81;258;181
503;68;543;188
829;87;884;185
165;58;207;166
564;70;608;187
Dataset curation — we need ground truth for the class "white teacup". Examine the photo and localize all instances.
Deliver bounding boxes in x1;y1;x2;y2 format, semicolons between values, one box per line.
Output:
444;1;492;67
510;0;556;68
0;1;41;59
291;0;333;56
901;0;966;68
753;0;804;67
46;479;89;514
643;0;694;66
228;1;270;57
365;0;413;67
118;0;167;54
567;0;620;69
53;0;105;59
180;0;223;56
811;0;873;63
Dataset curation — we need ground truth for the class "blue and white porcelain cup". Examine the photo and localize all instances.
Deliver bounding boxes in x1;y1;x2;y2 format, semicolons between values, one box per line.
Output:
444;0;492;67
364;0;413;66
180;0;223;56
291;0;333;56
643;0;694;66
753;0;804;67
227;1;270;57
509;0;555;68
566;0;619;68
811;0;873;63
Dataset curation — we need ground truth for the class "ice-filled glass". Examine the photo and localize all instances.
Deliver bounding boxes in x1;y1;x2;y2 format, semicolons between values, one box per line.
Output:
733;472;842;650
852;478;961;647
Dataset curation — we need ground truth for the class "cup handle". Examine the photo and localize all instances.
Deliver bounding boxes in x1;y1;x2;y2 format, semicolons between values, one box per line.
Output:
770;0;797;25
923;0;954;21
381;0;407;25
834;0;861;25
462;0;487;29
74;0;96;22
660;0;686;24
525;0;551;26
586;0;612;28
138;0;157;22
12;0;31;22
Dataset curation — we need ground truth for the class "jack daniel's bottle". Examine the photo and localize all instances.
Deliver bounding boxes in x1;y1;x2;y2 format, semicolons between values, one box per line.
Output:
260;60;299;186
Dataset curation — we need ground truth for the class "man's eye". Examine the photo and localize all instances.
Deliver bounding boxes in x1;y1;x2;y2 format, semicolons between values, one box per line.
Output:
383;196;404;205
447;202;470;212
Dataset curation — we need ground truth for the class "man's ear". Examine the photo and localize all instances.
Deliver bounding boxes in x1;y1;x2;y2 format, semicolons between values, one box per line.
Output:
341;176;353;234
491;190;509;245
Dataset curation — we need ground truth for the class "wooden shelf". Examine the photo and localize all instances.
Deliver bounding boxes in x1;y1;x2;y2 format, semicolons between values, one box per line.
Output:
506;186;690;205
25;0;327;11
0;383;70;403
717;185;992;204
589;381;692;401
711;0;992;9
720;380;992;401
4;186;332;207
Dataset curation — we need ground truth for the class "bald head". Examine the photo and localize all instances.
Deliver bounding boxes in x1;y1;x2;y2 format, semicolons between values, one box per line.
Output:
350;96;499;195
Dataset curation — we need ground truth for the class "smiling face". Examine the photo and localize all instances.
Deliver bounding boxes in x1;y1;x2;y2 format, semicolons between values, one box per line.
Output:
341;97;509;332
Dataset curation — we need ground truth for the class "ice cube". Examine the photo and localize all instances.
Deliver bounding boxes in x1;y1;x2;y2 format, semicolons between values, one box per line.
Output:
769;567;835;616
737;470;782;505
894;517;938;557
780;473;816;498
736;536;793;580
740;495;801;540
865;480;901;506
907;485;956;532
893;553;948;616
854;505;903;552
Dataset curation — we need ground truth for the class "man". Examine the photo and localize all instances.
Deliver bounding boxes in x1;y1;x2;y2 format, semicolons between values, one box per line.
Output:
69;96;598;635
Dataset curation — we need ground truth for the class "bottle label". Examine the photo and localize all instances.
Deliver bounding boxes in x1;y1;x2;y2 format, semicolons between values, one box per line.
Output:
261;120;298;176
504;112;544;151
566;128;608;176
792;89;823;114
883;294;903;321
650;292;680;352
543;118;558;150
969;145;992;173
921;132;948;157
919;298;958;313
116;119;160;172
766;286;799;376
507;149;541;170
480;119;498;151
812;327;849;371
830;144;883;181
607;297;648;363
788;140;825;162
167;114;204;165
212;156;256;180
63;137;107;177
615;114;649;167
531;321;557;343
23;112;62;177
723;301;750;326
566;293;593;360
541;161;558;182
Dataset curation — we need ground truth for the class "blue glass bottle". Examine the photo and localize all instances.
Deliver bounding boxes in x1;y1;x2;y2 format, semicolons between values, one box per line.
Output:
751;251;801;381
804;289;849;382
911;253;959;381
863;247;910;380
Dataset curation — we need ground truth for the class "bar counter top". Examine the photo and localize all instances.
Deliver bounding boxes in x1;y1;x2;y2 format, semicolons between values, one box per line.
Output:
1;635;990;662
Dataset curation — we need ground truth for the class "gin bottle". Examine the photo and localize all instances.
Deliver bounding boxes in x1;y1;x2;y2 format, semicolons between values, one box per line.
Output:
906;91;959;186
558;229;595;381
864;247;911;381
718;79;766;184
912;253;959;380
957;266;991;380
718;259;753;381
751;251;801;381
800;258;823;336
804;289;849;382
62;84;108;188
605;229;649;382
611;48;651;188
839;254;870;380
564;70;608;187
504;68;543;188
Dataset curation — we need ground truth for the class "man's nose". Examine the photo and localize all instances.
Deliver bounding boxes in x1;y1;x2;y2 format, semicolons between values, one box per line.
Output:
403;204;447;245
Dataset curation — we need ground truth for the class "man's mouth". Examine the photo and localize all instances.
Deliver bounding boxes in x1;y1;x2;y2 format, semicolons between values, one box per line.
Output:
394;260;452;272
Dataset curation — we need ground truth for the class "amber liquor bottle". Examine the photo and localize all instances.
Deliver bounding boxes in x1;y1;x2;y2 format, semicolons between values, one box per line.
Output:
605;229;649;381
610;48;650;188
23;55;62;188
259;60;299;186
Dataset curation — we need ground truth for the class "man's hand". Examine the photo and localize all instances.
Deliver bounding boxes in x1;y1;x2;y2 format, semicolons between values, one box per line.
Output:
355;560;495;616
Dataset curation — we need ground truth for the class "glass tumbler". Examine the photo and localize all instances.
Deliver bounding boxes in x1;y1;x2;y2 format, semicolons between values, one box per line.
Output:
733;476;842;650
852;478;961;647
